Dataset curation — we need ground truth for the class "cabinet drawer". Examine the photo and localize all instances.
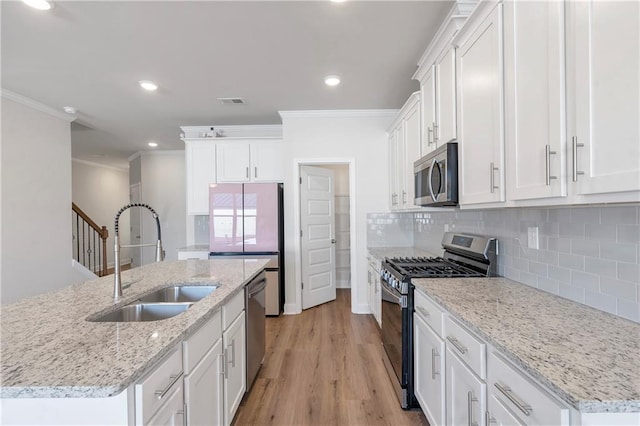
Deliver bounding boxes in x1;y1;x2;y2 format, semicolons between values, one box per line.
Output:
183;310;222;374
135;345;183;424
444;316;486;379
223;290;245;329
414;289;444;338
488;351;570;426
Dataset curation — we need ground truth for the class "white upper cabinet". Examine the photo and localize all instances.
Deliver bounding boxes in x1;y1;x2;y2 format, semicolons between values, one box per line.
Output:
251;141;285;182
420;66;437;155
567;0;640;196
216;142;251;182
456;2;506;205
186;141;216;215
388;92;420;211
504;0;567;201
216;140;284;183
435;47;457;145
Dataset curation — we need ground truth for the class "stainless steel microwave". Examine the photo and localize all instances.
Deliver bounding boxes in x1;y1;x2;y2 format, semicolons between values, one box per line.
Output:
414;141;458;207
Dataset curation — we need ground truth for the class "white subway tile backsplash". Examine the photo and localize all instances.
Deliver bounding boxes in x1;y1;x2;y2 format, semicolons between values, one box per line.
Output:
548;237;571;253
584;257;617;278
617;299;640;322
601;206;638;225
512;257;529;271
559;253;585;270
585;223;617;241
617;225;640;244
599;277;638;300
600;242;637;263
571;270;600;292
529;261;548;277
519;271;539;288
570;238;600;257
584;290;618;316
538;277;560;295
571;207;601;224
617;262;640;283
548;265;571;282
538;250;559;266
559;283;585;304
559;222;585;238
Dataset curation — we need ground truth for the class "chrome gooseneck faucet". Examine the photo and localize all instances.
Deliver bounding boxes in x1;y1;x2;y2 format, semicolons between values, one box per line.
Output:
113;203;164;301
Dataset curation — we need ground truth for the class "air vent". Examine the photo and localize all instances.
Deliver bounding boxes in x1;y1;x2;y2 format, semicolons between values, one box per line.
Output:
217;97;245;105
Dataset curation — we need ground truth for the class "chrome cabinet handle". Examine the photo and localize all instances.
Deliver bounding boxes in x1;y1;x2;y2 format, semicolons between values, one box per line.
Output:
446;336;468;354
572;136;584;182
545;145;557;186
155;373;183;400
431;348;440;379
433;123;439;143
427;127;434;145
486;411;496;424
416;306;430;319
230;340;236;367
467;391;478;426
223;348;229;379
494;382;533;416
490;162;499;193
220;353;226;378
254;166;258;178
402;190;407;205
246;167;249;178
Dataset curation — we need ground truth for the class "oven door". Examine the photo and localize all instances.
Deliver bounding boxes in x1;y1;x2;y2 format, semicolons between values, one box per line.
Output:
380;280;409;407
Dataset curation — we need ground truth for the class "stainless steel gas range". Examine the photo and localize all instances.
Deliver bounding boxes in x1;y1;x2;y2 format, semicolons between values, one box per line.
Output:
379;232;498;409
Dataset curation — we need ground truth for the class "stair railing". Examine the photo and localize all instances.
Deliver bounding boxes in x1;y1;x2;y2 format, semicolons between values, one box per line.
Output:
72;203;108;277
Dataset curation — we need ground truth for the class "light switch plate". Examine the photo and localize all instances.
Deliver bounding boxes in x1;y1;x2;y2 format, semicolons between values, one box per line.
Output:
527;227;539;250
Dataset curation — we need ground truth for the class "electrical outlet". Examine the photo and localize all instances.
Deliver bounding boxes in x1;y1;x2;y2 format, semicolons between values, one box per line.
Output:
527;227;539;250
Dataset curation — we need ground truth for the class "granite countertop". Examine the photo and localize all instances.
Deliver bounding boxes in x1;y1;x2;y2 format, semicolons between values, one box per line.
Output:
413;277;640;413
0;258;268;399
368;246;439;262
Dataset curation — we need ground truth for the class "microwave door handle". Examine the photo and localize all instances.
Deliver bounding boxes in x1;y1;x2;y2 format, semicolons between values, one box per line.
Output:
428;158;438;202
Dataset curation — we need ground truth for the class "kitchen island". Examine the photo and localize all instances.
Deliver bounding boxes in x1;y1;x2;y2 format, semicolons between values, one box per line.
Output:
0;258;268;424
413;277;640;424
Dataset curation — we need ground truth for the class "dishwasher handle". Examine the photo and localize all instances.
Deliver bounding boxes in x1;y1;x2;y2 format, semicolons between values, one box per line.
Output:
247;276;267;299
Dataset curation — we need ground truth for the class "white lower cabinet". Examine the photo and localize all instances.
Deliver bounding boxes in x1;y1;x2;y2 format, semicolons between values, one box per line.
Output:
414;312;445;426
146;380;185;426
223;310;246;425
446;345;486;426
185;339;224;426
367;265;382;327
487;393;525;426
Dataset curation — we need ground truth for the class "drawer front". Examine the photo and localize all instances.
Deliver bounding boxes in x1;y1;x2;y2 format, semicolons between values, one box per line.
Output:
414;289;444;338
444;316;486;379
488;351;570;426
135;345;183;424
223;290;245;329
184;310;222;374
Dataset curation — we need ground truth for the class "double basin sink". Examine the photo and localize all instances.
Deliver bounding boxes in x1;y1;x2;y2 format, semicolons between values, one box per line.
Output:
91;285;217;322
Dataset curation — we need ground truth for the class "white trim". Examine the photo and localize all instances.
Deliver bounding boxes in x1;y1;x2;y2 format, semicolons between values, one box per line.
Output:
72;158;129;172
354;303;371;315
180;124;282;139
140;150;184;157
387;92;420;132
128;152;141;162
279;110;398;120
293;157;359;314
1;89;76;122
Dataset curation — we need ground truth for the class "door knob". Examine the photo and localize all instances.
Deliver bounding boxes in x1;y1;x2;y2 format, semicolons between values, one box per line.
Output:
331;239;336;244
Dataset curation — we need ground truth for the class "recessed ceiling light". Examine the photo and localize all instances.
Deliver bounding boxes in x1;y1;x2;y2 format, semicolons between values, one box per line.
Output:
331;0;346;3
63;106;77;114
148;142;158;148
324;75;341;86
138;80;158;91
22;0;53;10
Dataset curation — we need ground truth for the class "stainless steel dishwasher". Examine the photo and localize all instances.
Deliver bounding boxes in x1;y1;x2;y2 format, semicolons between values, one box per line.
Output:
245;271;267;393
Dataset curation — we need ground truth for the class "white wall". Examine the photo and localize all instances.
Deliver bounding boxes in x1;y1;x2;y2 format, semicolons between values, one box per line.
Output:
280;110;395;313
1;93;85;304
138;151;186;264
71;160;130;269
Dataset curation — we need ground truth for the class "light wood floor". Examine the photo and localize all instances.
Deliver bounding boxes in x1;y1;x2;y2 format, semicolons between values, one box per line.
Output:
233;289;428;426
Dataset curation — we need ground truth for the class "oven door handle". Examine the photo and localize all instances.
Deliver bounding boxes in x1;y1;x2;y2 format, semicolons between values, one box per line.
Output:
381;282;405;309
428;158;438;203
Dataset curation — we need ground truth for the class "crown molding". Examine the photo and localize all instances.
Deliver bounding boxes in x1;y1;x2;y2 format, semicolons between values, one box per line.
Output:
1;89;76;123
278;109;399;120
180;124;282;139
128;150;184;162
72;158;129;172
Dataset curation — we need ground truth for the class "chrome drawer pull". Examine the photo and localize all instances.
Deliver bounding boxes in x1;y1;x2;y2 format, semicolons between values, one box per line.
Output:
572;136;584;182
155;372;183;400
494;382;533;416
446;336;468;354
416;306;431;319
467;391;478;426
545;144;557;186
431;348;440;379
486;411;496;424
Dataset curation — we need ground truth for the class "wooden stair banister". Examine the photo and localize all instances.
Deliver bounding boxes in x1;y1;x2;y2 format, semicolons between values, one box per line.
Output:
72;203;109;277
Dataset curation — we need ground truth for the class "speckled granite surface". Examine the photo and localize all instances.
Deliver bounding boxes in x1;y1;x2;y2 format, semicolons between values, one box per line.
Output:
368;246;438;263
0;258;268;399
413;277;640;413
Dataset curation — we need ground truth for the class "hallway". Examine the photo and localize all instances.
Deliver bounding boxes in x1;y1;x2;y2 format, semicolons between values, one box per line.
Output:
233;289;428;425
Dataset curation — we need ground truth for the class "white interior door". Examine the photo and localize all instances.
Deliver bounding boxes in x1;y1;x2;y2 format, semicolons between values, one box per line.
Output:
300;165;336;310
129;183;142;268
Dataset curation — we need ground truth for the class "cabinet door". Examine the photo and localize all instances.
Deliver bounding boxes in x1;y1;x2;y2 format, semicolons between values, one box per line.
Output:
367;267;375;316
414;314;445;426
457;4;506;205
487;393;525;426
388;131;399;210
223;311;246;426
185;339;224;426
374;275;381;328
421;66;437;155
446;347;486;426
504;0;566;201
395;126;407;210
145;380;185;426
186;142;216;215
251;141;284;182
403;100;421;210
569;0;640;195
216;143;251;182
436;47;457;145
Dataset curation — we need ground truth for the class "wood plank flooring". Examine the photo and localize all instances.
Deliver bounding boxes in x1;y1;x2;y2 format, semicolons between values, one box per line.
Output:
233;289;428;426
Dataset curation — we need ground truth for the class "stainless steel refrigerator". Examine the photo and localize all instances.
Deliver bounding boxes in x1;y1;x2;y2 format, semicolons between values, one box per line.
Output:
209;182;284;316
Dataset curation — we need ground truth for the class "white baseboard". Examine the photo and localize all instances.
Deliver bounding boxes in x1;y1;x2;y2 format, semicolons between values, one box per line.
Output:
283;303;300;315
354;303;372;314
71;260;98;280
336;280;351;289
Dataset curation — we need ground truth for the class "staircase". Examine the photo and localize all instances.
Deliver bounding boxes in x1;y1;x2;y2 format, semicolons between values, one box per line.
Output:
71;203;108;277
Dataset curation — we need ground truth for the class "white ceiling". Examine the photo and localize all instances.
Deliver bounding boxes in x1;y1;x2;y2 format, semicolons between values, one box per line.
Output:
2;0;453;168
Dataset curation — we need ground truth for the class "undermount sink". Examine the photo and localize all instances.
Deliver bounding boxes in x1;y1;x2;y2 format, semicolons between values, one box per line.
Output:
137;285;218;303
90;302;193;322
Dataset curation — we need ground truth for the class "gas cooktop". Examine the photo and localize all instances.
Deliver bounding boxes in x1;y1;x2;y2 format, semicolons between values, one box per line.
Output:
385;256;485;278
